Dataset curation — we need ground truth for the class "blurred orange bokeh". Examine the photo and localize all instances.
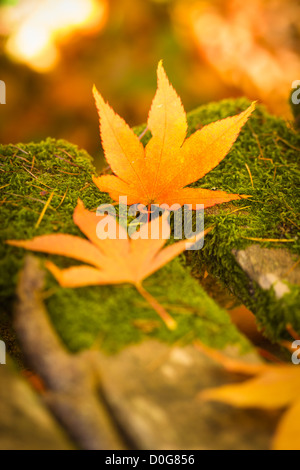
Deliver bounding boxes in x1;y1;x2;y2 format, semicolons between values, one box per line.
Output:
0;0;299;166
173;0;300;118
1;0;108;72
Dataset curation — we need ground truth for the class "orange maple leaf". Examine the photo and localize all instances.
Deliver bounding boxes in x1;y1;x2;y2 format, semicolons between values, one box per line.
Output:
93;61;256;208
7;200;210;330
196;341;300;450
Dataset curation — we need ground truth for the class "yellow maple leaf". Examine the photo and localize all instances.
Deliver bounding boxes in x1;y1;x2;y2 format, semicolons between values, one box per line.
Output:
93;61;256;208
196;341;300;450
7;200;210;330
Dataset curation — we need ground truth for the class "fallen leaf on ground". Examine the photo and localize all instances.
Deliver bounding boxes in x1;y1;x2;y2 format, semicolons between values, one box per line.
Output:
93;61;255;209
196;341;300;450
7;200;210;330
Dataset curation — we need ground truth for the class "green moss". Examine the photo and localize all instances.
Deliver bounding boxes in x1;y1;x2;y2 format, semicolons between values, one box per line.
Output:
0;138;109;300
172;98;299;342
45;259;248;354
0;137;250;357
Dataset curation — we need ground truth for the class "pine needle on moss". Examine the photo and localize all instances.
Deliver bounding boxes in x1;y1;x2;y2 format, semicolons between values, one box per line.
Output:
35;191;54;229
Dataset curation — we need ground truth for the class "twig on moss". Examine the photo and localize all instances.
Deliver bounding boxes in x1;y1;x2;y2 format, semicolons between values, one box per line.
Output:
227;206;251;215
0;200;21;208
245;163;254;189
0;184;10;191
286;217;300;230
35;191;54;229
0;198;7;206
55;169;81;176
11;145;29;155
274;136;300;152
54;154;84;169
138;126;148;140
248;121;273;164
241;236;296;243
22;164;38;179
27;183;49;193
31;155;36;171
58;148;75;160
12;152;31;164
4;192;53;206
33;181;54;190
56;187;68;210
79;183;91;192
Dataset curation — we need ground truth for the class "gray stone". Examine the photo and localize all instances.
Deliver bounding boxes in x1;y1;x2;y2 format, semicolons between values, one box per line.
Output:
97;340;279;450
0;360;74;450
233;245;300;299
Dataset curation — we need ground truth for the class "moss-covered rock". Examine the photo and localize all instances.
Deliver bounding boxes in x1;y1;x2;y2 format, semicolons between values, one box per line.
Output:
0;138;251;357
1;96;299;352
186;98;300;341
192;99;300;341
135;97;300;342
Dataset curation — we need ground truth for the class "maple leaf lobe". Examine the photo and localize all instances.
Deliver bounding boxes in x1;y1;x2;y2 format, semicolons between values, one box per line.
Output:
93;63;256;209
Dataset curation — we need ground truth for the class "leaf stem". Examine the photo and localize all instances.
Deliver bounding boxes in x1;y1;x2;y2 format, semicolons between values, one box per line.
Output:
135;283;177;330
